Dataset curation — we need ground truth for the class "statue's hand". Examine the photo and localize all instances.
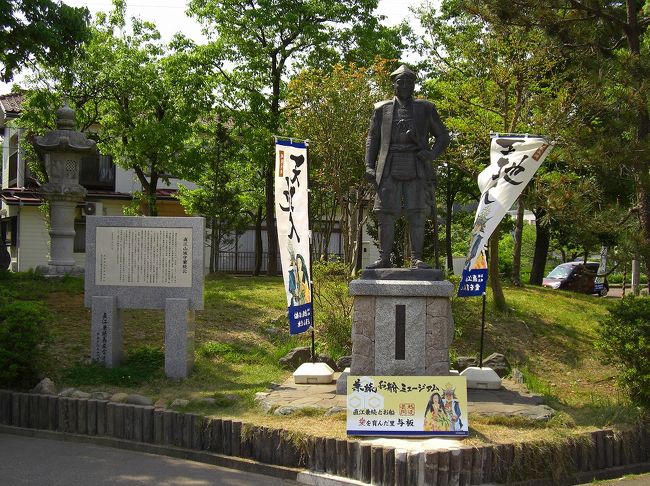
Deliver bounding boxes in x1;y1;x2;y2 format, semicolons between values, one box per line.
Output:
364;168;376;183
417;149;434;162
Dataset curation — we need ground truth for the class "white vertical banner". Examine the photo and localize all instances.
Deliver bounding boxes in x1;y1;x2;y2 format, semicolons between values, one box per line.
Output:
275;139;313;335
458;134;554;296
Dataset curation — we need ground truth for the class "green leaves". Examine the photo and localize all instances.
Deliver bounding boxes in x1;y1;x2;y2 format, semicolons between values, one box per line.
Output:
0;0;90;82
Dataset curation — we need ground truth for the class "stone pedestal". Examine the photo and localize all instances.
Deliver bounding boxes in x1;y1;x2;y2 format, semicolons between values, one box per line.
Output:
33;103;96;278
37;190;85;277
349;273;454;377
91;296;123;367
164;298;195;379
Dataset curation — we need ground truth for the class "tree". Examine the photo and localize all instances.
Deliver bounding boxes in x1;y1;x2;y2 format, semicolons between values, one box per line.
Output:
460;0;650;290
187;0;391;275
175;115;250;273
417;2;565;309
21;4;216;216
285;61;393;273
1;0;90;82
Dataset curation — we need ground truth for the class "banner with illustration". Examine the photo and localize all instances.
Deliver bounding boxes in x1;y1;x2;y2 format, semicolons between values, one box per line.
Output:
458;135;554;297
346;376;468;437
594;246;607;294
275;139;313;335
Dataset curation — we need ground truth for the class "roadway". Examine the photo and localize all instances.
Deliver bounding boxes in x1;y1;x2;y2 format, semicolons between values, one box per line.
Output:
0;433;298;485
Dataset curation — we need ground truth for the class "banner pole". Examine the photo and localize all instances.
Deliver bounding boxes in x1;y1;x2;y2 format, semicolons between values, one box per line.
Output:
479;291;486;368
305;140;316;364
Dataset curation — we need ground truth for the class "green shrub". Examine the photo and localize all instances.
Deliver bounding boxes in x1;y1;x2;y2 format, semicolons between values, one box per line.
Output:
596;296;650;408
0;300;50;388
312;260;353;358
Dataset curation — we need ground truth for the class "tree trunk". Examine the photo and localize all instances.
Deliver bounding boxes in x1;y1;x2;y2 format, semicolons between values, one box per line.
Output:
632;255;640;296
354;201;364;274
265;161;278;275
529;215;550;285
637;181;650;294
253;205;263;276
209;216;217;273
489;224;507;312
511;198;524;286
445;185;455;274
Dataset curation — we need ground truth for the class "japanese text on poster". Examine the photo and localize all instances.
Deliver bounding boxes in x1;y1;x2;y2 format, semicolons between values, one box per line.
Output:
347;376;469;436
95;227;192;287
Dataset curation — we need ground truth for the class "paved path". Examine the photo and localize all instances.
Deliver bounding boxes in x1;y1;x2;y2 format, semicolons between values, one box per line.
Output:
0;433;297;485
259;376;554;421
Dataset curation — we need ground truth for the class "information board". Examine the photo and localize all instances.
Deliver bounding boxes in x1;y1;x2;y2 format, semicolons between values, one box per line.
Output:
95;227;192;287
347;376;469;437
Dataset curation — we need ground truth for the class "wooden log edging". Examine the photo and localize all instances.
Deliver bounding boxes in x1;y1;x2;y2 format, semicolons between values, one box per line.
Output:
0;390;648;485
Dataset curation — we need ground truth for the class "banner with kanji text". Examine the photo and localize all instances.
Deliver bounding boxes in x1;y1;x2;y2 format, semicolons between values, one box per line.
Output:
275;139;313;334
458;135;554;297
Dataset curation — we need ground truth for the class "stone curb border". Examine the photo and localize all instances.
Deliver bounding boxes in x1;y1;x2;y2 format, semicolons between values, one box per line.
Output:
1;390;649;485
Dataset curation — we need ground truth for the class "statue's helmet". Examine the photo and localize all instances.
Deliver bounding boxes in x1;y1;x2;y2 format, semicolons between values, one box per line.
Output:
390;64;417;81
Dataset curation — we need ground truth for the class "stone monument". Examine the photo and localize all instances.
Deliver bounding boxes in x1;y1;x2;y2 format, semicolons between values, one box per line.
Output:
33;103;97;277
84;216;205;379
345;65;454;386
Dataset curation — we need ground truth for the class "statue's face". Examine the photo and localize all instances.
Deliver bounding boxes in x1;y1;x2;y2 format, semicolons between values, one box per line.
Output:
393;76;415;99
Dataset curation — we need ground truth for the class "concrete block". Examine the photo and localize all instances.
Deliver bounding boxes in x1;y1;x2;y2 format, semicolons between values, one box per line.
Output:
293;362;334;384
113;403;124;439
77;399;87;434
231;420;241;456
347;441;359;481
132;406;144;442
142;406;154;443
96;400;107;436
336;439;348;477
87;399;97;435
164;298;195;379
360;443;372;483
313;436;326;472
382;447;395;486
460;367;501;390
91;296;123;367
38;395;49;429
371;446;383;485
48;396;58;430
325;438;337;475
154;409;164;444
222;419;232;455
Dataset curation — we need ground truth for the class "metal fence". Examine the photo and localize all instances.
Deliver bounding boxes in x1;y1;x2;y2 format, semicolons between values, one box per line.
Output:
211;251;343;275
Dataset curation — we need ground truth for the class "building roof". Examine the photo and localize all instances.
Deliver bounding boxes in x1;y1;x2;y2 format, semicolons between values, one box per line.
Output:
0;93;25;116
1;187;180;206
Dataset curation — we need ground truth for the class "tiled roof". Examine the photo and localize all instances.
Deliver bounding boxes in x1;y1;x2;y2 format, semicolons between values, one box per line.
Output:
0;93;25;114
1;187;179;205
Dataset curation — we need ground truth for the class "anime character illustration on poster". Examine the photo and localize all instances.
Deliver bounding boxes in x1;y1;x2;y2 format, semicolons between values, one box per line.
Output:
275;139;313;335
346;376;469;436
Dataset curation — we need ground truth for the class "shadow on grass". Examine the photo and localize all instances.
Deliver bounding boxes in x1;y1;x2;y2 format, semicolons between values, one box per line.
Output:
62;345;165;387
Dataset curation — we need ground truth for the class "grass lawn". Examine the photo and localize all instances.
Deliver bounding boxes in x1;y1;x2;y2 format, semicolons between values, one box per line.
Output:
2;271;639;444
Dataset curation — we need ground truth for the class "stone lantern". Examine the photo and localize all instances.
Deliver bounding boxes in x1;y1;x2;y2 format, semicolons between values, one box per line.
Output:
34;103;96;276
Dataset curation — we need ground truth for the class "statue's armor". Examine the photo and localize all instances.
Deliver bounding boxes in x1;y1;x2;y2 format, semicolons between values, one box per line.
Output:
388;100;419;181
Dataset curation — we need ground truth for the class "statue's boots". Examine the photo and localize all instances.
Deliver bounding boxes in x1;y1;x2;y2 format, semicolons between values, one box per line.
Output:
409;214;431;269
367;217;395;269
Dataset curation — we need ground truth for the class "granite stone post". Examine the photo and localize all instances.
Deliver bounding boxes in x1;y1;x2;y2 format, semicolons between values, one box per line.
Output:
91;296;123;367
349;277;454;376
165;298;195;379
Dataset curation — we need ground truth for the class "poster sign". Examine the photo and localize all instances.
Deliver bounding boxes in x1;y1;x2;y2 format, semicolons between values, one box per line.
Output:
458;135;554;297
95;227;192;287
594;246;607;293
275;139;313;335
346;376;469;437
